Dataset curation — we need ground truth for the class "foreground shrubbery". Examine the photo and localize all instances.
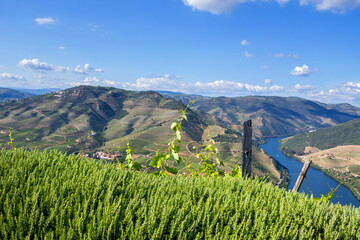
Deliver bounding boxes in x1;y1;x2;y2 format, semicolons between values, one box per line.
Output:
0;149;359;239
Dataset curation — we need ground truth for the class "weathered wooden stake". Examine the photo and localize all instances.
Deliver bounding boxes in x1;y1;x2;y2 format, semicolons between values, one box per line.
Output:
242;120;252;178
292;159;312;192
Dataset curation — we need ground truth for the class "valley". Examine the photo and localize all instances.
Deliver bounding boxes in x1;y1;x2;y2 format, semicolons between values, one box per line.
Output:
2;86;360;197
280;119;360;200
0;86;283;185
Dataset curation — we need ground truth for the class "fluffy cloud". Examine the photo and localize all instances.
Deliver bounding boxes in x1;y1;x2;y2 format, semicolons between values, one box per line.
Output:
123;75;178;91
123;76;285;96
269;85;284;91
243;51;253;58
264;79;272;84
84;77;100;83
291;64;312;76
304;82;360;104
58;46;65;50
73;64;103;74
193;80;268;92
18;59;103;74
183;0;360;14
299;0;360;11
241;40;250;46
18;59;54;71
34;17;55;25
103;80;116;86
260;65;269;69
182;0;249;14
69;77;116;87
0;72;25;81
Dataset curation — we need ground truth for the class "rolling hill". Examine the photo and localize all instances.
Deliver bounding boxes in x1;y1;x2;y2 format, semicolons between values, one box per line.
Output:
280;119;360;200
0;87;35;102
280;118;360;155
0;86;283;183
161;92;360;140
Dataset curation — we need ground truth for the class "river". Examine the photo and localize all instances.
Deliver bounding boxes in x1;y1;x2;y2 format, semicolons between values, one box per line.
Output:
260;137;360;207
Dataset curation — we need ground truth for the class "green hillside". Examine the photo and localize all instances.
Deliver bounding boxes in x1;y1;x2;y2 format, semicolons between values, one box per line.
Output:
0;87;34;102
280;118;360;201
0;86;283;184
280;118;360;155
1;149;359;239
0;86;206;153
161;92;360;140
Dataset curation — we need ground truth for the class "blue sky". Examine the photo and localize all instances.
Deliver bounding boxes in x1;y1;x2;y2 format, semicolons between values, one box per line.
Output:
1;0;360;105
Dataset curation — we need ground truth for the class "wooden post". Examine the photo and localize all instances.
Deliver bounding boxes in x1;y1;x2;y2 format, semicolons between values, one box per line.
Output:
292;159;312;192
242;120;252;177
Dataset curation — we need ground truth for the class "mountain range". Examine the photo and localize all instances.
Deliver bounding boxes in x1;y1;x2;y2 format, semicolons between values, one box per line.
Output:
0;87;35;102
2;86;360;186
161;92;360;140
0;86;285;183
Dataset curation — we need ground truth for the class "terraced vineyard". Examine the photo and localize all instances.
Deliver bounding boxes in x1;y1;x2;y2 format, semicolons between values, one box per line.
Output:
0;86;283;184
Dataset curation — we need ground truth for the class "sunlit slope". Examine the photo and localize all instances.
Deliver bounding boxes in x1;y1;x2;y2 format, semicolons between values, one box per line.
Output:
281;118;360;155
280;118;360;199
0;86;282;183
161;92;360;140
0;86;205;153
0;149;358;239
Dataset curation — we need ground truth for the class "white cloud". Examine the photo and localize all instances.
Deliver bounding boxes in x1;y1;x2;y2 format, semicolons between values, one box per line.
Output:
241;40;250;46
18;59;54;71
260;65;269;69
345;82;360;88
123;76;285;96
270;85;284;91
58;46;65;50
264;79;272;84
0;72;25;81
243;51;253;58
291;64;312;76
305;82;360;105
18;59;103;75
103;80;116;86
294;83;316;90
123;75;178;91
69;77;115;87
183;0;360;14
182;0;250;14
299;0;360;11
73;64;103;74
34;17;55;25
84;77;100;83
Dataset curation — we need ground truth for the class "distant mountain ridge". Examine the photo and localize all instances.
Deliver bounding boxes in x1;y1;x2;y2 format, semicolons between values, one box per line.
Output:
280;118;360;155
0;87;35;102
159;91;360;140
14;88;62;95
0;86;285;183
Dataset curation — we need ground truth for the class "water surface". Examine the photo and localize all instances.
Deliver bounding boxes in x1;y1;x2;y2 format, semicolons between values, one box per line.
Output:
260;137;360;207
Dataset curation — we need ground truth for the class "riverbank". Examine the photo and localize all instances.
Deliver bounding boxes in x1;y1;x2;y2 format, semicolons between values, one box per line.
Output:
281;152;360;202
260;137;360;207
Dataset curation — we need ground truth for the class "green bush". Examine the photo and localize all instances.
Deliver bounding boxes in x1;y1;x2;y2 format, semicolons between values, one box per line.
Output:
0;149;359;239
